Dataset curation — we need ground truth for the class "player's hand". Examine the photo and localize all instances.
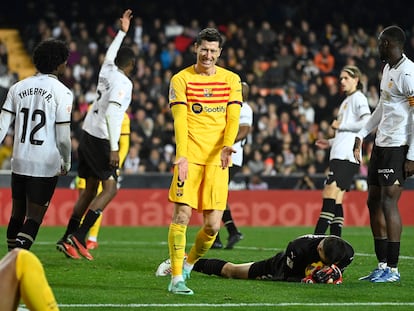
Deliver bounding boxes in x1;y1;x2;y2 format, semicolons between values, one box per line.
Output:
221;146;236;169
120;9;133;33
174;157;188;182
404;159;414;178
302;264;343;284
331;119;340;130
353;137;362;163
312;264;342;284
315;139;329;149
60;162;71;176
110;150;120;168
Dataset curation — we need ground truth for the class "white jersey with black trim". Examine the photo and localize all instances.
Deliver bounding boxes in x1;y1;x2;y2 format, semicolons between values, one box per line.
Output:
358;55;414;157
232;101;253;167
82;31;132;151
330;90;370;163
0;74;73;177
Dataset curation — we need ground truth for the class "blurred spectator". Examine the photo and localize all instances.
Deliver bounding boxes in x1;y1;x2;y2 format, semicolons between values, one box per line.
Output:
248;174;268;190
366;84;379;110
298;97;315;124
0;134;12;169
247;149;265;175
262;157;277;176
124;143;142;174
143;147;162;172
314;149;329;174
313;44;335;77
294;174;317;190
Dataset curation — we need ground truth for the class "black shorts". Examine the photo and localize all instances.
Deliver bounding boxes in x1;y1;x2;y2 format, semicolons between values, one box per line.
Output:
78;131;118;181
367;145;408;187
248;252;286;281
11;173;58;206
325;159;359;191
229;165;242;181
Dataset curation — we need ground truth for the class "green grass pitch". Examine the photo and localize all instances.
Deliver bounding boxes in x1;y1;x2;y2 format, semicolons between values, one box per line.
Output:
1;226;414;310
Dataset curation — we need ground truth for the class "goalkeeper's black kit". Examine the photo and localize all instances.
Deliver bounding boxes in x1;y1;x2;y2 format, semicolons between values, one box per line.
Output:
247;234;354;282
193;234;354;282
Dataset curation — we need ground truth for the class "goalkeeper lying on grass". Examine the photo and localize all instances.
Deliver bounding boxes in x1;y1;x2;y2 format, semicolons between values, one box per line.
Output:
156;235;354;284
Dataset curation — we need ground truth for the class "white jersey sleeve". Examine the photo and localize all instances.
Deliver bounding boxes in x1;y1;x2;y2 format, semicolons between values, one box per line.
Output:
105;31;126;63
232;102;253;166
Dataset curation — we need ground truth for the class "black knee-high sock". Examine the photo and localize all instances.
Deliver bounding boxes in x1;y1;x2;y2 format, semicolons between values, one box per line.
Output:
193;258;227;276
222;207;238;235
330;203;344;237
16;218;40;250
73;209;101;243
7;216;24;251
214;232;222;244
62;217;82;240
374;238;388;263
314;199;336;235
387;241;400;268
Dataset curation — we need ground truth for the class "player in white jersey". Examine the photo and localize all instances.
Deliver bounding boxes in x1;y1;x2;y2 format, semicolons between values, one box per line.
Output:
57;9;135;261
212;82;253;249
353;25;414;283
314;65;371;237
0;39;72;251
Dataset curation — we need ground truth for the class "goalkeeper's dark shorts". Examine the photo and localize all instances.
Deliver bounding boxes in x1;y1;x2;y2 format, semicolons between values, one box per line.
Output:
248;252;285;281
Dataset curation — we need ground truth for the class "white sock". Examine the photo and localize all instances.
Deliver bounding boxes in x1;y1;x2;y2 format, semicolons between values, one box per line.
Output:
172;275;184;285
183;261;194;272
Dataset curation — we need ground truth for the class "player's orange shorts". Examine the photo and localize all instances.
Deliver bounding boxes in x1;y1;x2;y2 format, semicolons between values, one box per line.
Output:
169;163;229;212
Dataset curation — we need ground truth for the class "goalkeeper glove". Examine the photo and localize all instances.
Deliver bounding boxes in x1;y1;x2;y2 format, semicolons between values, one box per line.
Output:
302;264;343;284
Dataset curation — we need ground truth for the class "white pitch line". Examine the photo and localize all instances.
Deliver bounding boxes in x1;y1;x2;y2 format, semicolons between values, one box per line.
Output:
46;302;414;308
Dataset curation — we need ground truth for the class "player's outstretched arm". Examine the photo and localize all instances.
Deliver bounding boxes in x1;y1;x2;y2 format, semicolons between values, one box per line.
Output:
104;9;133;62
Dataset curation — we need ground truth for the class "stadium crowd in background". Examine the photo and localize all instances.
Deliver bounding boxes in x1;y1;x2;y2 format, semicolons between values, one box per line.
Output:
1;1;414;186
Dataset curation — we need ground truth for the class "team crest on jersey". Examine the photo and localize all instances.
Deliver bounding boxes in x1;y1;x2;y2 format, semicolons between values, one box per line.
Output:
388;80;393;89
203;88;213;97
192;103;203;114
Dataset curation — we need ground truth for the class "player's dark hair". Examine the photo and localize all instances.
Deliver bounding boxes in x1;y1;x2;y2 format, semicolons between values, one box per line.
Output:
382;25;406;47
115;46;136;69
342;65;363;90
33;39;69;74
196;28;223;48
322;236;347;265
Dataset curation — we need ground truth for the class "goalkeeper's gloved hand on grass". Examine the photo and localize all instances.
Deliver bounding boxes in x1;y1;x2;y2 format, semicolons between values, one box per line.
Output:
301;264;343;284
